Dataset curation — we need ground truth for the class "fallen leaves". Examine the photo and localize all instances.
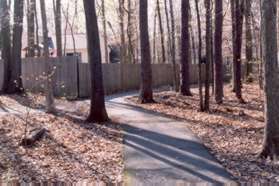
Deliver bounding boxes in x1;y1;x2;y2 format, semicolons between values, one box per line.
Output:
0;95;123;183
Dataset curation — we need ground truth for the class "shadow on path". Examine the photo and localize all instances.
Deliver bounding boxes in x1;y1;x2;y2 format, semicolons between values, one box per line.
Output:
107;97;235;184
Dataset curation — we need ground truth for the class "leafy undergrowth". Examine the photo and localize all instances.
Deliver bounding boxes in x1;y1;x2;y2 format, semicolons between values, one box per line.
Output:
128;83;279;182
0;95;123;183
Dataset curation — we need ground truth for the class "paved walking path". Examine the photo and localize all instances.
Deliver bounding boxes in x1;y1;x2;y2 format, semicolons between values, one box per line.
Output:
106;94;235;185
0;93;236;184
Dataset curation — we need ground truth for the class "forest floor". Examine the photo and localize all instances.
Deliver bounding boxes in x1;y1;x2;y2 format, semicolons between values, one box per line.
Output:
127;83;279;182
0;94;123;183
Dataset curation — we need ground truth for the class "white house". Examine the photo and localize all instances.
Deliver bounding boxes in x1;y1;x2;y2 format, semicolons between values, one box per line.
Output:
21;32;108;63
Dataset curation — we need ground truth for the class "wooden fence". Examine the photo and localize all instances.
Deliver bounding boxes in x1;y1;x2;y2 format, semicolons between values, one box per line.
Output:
0;57;258;98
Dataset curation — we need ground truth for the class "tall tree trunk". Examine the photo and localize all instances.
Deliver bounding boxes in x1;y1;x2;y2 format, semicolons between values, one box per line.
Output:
9;0;24;93
195;0;204;111
189;12;197;65
53;0;62;57
156;0;166;64
119;0;126;64
101;0;109;64
214;0;224;104
83;0;109;122
260;0;279;159
245;0;253;78
40;0;55;113
204;0;212;111
69;0;78;55
0;0;11;93
34;0;39;48
190;29;197;64
27;0;35;57
127;0;136;64
164;0;176;89
152;10;158;64
168;0;179;92
62;3;69;56
180;0;192;96
210;19;214;95
231;0;245;103
138;0;154;103
251;11;260;61
259;0;263;90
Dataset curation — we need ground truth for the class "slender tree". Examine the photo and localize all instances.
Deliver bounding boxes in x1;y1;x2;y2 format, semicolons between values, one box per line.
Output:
34;0;39;47
214;0;224;104
40;0;56;113
62;3;69;56
204;0;212;111
126;0;136;64
8;0;24;94
195;0;204;111
138;0;154;103
118;0;126;64
168;0;179;92
0;0;11;93
180;0;192;96
101;0;109;64
152;9;158;64
244;0;253;78
83;0;109;122
156;0;166;64
62;0;77;55
260;0;279;159
231;0;245;103
27;0;35;57
164;0;172;84
53;0;62;57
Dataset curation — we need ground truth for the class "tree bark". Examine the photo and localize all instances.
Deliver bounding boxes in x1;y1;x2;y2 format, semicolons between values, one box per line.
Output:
244;0;253;78
180;0;192;96
53;0;62;57
40;0;56;113
101;0;109;64
138;0;154;103
62;3;69;56
118;0;126;64
34;0;39;47
152;9;158;64
260;0;279;159
0;0;11;93
83;0;109;122
156;0;166;64
204;0;212;111
127;0;136;64
27;0;35;57
194;0;204;111
8;0;24;94
168;0;179;92
164;0;178;91
231;0;245;103
214;0;224;104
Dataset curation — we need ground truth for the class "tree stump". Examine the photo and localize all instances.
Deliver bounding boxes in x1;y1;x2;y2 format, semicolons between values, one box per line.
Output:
20;128;47;147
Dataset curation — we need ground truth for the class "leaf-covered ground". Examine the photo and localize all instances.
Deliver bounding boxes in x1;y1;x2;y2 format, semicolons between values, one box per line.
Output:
128;83;279;182
0;95;123;183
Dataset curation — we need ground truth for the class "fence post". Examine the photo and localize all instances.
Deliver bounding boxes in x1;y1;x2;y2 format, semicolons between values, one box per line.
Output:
120;62;124;91
76;56;80;98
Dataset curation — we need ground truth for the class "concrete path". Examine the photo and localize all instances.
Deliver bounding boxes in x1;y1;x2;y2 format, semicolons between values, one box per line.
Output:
106;95;235;185
0;93;235;185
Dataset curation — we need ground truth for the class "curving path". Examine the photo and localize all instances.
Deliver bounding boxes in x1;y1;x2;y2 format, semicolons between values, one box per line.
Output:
106;94;235;185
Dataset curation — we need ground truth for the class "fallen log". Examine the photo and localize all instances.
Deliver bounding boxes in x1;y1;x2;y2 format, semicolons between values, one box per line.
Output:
20;128;47;147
